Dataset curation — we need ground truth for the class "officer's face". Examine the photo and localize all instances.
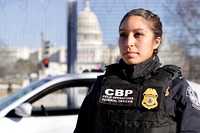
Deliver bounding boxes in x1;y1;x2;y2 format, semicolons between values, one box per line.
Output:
118;16;161;65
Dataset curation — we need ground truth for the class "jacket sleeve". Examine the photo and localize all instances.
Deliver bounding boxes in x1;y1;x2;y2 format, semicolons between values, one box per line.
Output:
174;79;200;132
73;76;103;133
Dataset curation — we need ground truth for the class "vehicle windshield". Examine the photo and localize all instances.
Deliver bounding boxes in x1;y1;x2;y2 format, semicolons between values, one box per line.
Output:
0;78;51;111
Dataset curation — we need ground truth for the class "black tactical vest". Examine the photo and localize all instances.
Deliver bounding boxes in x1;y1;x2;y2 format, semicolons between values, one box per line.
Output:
94;65;181;133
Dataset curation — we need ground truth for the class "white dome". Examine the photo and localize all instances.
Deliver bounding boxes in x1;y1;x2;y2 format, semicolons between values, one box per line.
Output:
77;0;102;44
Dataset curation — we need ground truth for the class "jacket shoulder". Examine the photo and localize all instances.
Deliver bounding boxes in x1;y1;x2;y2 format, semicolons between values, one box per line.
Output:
158;64;182;80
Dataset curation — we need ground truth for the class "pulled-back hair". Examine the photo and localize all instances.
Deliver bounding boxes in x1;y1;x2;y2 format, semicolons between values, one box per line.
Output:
119;8;163;39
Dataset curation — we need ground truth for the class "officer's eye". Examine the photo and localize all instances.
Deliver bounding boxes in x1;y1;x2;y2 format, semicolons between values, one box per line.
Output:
134;32;143;38
119;32;128;38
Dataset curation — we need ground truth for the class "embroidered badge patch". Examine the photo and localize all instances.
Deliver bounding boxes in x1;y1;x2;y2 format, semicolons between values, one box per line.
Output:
142;88;158;109
186;86;200;110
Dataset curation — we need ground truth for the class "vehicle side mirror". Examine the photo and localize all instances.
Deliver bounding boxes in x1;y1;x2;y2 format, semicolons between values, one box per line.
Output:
15;103;33;117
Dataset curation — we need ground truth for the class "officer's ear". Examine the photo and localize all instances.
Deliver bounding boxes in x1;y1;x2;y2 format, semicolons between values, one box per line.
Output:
153;37;162;49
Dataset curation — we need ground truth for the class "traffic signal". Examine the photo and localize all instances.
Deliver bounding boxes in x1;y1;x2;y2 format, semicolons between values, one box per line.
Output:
44;40;50;56
43;58;49;68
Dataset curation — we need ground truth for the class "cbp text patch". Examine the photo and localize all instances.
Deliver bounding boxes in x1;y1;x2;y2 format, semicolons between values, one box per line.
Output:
99;88;137;107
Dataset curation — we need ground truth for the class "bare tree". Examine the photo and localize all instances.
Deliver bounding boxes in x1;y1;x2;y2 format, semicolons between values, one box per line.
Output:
176;0;200;48
0;44;36;80
0;44;12;78
162;0;200;82
163;0;200;51
15;59;36;76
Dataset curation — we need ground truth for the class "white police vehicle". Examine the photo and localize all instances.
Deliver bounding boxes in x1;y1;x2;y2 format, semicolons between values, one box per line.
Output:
0;72;103;133
0;72;199;133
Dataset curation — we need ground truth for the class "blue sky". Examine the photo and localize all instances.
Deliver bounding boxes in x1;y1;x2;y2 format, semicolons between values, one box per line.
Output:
0;0;67;48
0;0;167;48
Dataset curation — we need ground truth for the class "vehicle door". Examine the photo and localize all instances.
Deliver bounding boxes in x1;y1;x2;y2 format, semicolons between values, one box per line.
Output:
3;79;94;133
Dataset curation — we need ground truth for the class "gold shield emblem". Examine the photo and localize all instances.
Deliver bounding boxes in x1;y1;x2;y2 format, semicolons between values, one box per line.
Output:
142;88;158;109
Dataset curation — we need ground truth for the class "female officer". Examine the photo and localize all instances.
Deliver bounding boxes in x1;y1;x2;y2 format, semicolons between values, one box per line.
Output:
74;8;200;133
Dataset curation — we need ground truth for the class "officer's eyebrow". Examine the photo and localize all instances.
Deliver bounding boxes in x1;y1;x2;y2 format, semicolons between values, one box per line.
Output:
119;28;145;32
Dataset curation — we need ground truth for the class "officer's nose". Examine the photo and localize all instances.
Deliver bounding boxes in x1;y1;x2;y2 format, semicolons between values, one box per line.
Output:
125;34;135;47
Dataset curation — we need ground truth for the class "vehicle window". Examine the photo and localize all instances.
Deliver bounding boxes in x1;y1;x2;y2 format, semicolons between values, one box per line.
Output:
31;86;89;116
0;79;51;111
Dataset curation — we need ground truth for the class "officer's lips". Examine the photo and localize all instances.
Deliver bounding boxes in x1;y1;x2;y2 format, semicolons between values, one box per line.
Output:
123;51;139;57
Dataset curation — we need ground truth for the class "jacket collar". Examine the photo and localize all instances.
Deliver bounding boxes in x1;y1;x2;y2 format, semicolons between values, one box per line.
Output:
119;54;162;79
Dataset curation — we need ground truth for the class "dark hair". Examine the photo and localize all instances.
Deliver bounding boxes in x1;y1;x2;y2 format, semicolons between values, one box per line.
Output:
119;8;163;39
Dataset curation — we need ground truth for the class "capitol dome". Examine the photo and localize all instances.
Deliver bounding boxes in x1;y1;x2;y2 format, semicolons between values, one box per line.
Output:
77;0;102;45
